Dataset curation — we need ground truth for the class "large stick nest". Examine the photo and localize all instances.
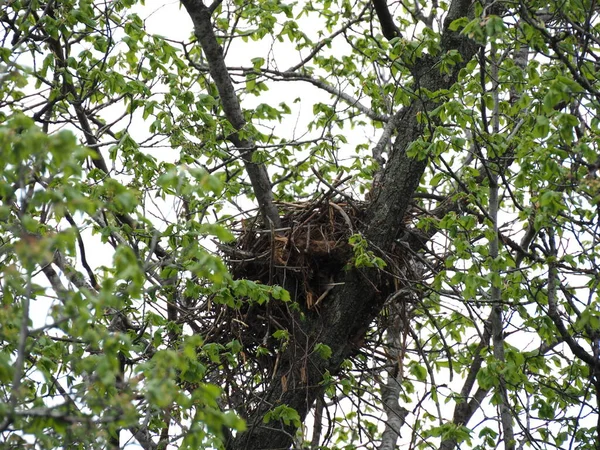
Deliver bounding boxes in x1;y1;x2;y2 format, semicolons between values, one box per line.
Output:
204;197;421;412
224;199;366;309
214;198;415;352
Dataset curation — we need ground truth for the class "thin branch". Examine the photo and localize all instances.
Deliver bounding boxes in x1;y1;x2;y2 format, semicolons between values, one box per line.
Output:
185;56;389;123
378;297;410;450
286;4;369;73
0;272;31;433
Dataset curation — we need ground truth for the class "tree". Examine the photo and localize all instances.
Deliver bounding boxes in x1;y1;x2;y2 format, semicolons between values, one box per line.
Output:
1;0;600;449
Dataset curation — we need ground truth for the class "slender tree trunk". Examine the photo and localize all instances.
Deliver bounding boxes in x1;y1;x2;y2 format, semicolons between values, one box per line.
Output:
310;397;324;449
488;45;515;450
378;293;409;450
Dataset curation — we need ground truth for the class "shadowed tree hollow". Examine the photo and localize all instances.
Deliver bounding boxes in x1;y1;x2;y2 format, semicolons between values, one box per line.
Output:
2;1;600;449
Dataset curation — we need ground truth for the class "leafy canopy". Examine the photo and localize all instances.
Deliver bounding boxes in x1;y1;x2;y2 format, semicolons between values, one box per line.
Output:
2;1;600;450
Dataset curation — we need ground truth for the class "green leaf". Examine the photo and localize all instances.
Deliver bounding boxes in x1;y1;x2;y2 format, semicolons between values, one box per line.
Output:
533;115;550;138
263;405;301;427
314;343;332;360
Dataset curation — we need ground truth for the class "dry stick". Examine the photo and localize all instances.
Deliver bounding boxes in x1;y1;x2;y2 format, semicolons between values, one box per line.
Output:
310;168;357;211
328;202;354;234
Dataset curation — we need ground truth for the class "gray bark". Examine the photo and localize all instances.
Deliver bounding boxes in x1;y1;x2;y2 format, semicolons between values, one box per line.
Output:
378;295;410;450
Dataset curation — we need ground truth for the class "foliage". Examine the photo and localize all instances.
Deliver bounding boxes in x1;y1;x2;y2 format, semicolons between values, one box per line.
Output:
348;233;387;269
1;0;600;449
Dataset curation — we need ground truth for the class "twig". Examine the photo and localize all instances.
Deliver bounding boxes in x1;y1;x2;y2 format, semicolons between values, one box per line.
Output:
310;167;357;210
329;202;354;234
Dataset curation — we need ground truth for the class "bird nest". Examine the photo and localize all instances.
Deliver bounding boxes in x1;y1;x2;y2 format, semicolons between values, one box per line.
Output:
221;199;366;310
213;198;413;351
204;198;419;407
207;199;368;379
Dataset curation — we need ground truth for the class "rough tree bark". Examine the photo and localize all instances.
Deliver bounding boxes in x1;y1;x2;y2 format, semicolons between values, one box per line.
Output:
180;1;479;449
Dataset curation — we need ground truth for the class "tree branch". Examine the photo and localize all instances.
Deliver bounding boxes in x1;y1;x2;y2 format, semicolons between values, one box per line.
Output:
488;45;515;450
372;0;402;40
185;59;390;123
378;295;410;450
180;0;280;227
